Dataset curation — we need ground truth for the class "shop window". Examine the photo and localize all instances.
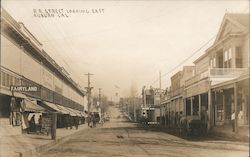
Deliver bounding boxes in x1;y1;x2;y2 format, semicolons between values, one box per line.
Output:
216;104;224;122
186;99;191;116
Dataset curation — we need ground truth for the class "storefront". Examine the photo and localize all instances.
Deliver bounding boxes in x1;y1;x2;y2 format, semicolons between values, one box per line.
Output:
20;98;46;134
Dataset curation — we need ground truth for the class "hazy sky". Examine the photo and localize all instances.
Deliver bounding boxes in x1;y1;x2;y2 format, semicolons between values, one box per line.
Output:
2;0;249;98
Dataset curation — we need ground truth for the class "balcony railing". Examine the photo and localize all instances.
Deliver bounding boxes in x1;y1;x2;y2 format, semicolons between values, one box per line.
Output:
185;68;248;87
209;68;248;77
185;70;208;87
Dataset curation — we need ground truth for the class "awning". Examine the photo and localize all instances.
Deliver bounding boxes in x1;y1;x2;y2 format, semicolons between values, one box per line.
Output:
22;98;45;112
55;105;72;115
42;101;69;115
58;105;78;116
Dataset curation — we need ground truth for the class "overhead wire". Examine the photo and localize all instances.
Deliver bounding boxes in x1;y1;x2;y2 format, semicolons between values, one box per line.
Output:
149;34;216;86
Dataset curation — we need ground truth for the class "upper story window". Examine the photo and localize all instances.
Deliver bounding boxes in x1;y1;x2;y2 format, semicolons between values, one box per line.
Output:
224;48;232;68
228;48;232;60
224;51;228;62
235;46;242;68
210;57;216;68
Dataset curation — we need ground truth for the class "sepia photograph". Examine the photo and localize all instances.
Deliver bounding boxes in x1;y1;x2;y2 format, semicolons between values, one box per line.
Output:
0;0;249;157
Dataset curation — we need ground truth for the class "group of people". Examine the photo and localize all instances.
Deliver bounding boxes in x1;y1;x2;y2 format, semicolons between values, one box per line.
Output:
65;116;79;130
87;113;98;128
28;115;42;133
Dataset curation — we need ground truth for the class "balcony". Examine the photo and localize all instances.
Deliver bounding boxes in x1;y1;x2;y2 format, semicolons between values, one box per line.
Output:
185;70;209;87
185;68;248;87
209;68;248;78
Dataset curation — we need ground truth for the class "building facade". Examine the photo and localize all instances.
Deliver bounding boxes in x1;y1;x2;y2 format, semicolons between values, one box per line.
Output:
160;66;195;127
0;8;85;130
160;13;249;135
184;13;249;132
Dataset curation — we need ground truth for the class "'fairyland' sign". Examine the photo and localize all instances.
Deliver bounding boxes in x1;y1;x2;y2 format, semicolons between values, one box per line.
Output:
10;86;38;92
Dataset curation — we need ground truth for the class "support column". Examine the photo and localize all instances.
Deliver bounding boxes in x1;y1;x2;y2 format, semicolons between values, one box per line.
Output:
51;113;57;140
208;88;212;130
160;103;162;125
199;94;201;117
191;97;193;116
222;92;225;123
164;105;167;127
234;82;238;133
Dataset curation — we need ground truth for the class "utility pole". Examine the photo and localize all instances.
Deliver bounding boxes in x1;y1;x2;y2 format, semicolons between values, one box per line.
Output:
85;73;93;114
159;71;161;90
98;88;102;115
159;71;162;125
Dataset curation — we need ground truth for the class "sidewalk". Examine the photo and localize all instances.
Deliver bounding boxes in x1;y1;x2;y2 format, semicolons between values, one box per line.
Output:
0;124;89;157
139;123;249;142
210;125;249;142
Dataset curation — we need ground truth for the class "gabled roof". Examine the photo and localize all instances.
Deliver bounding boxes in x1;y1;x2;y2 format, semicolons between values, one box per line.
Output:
194;13;249;64
214;13;249;43
228;13;249;28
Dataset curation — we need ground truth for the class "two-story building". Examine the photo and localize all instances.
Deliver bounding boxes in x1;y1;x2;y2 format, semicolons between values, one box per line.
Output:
160;66;195;127
185;13;249;133
0;8;86;134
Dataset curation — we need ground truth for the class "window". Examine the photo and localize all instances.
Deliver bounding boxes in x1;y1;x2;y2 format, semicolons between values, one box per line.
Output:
228;48;232;60
224;51;228;61
236;47;242;68
210;59;213;68
213;57;216;67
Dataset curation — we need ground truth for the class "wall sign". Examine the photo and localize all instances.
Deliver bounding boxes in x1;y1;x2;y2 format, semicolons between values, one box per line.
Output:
10;85;38;92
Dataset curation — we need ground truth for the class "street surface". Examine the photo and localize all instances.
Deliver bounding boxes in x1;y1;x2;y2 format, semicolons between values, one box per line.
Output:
41;107;249;157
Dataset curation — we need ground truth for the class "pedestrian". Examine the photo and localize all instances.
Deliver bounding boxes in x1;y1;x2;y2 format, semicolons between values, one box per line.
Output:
87;114;91;127
69;116;73;129
38;115;42;133
231;110;235;132
29;115;36;132
74;117;79;130
65;115;69;129
91;113;96;128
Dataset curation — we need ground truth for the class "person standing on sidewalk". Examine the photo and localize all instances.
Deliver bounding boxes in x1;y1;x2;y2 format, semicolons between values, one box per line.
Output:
38;115;42;133
29;115;36;132
231;111;235;132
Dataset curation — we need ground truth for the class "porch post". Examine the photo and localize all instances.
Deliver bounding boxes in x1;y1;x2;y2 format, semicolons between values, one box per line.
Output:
222;91;225;123
234;82;238;133
198;94;201;117
164;105;167;127
191;97;193;116
208;85;212;130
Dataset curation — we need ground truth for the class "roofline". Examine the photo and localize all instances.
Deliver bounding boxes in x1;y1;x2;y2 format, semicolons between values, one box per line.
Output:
1;7;85;97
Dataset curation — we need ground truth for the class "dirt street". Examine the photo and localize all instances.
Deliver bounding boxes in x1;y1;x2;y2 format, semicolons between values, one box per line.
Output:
41;107;249;157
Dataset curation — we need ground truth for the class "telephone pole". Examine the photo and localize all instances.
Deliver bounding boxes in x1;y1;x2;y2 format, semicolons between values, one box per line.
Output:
159;71;161;90
85;73;93;114
98;88;102;114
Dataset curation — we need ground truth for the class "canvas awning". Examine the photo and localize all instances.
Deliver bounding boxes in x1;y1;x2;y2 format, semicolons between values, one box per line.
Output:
57;105;78;116
22;98;45;113
41;101;69;115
